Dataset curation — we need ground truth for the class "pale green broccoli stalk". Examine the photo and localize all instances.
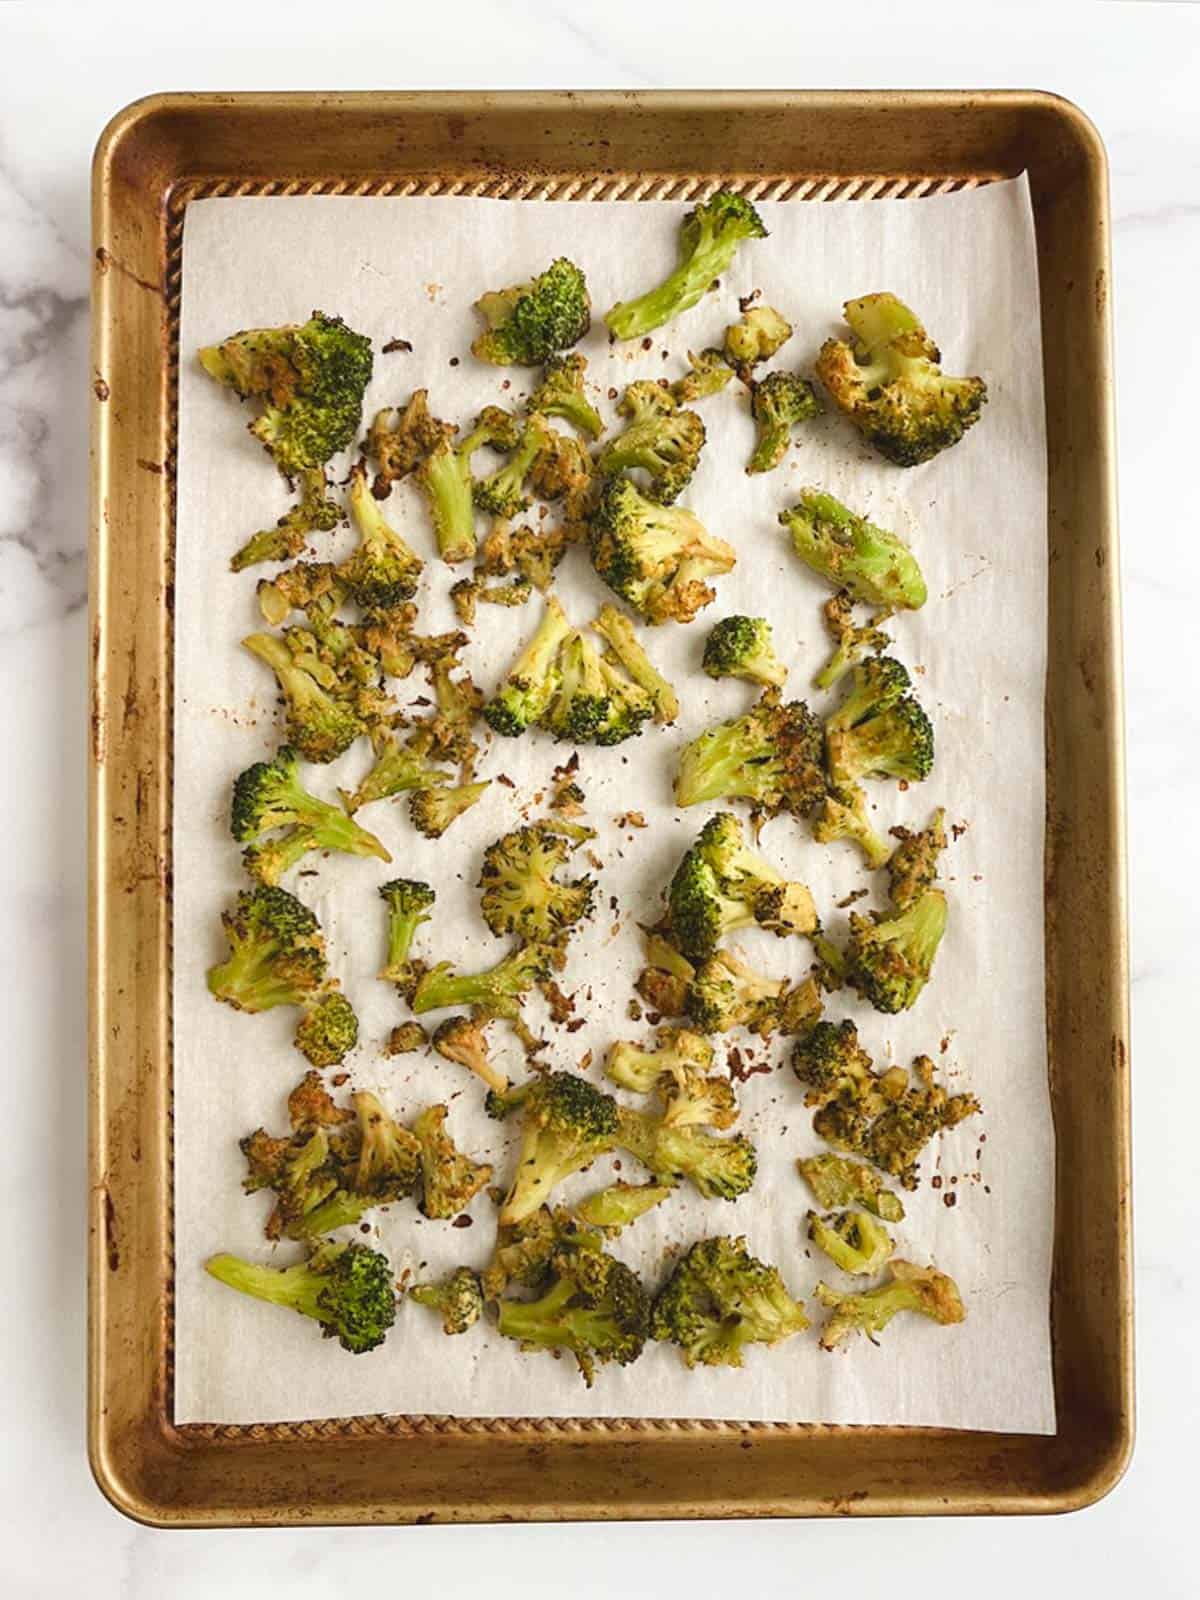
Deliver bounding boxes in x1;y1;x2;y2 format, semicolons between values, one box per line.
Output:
479;823;596;945
528;353;603;439
472;257;591;366
412;943;552;1017
483;593;573;737
589;477;736;626
651;1235;807;1367
702;614;787;688
748;372;822;474
815;1260;965;1349
492;1072;621;1226
572;1181;676;1233
293;991;358;1068
205;1239;396;1354
797;1152;906;1222
207;885;327;1013
808;1209;894;1276
674;699;826;819
409;780;491;839
812;784;892;871
412;1104;493;1220
671;348;734;404
605;1027;714;1094
242;632;364;764
338;732;453;814
816;292;987;467
340;461;424;612
231;745;390;884
410;1268;485;1334
416;405;522;564
606;190;767;340
616;1104;756;1200
378;879;435;986
781;489;927;610
591;603;679;723
724;303;792;372
667;812;818;961
597;381;706;504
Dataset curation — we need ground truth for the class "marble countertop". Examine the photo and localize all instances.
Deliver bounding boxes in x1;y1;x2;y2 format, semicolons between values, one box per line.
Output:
1;1;1192;1592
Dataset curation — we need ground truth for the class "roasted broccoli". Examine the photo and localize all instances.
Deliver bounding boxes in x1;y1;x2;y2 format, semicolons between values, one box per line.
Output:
815;1260;965;1349
227;468;342;573
590;476;736;626
812;784;891;871
256;560;343;626
207;885;327;1013
528;353;603;439
591;603;679;723
826;654;911;735
542;628;655;746
231;745;390;884
616;1104;756;1199
651;1235;807;1367
206;1239;396;1354
827;694;935;790
412;943;552;1016
346;1088;423;1201
667;812;817;960
484;593;573;736
781;490;927;613
671;348;734;404
472;257;591;366
366;389;454;493
572;1180;676;1233
387;1020;428;1055
635;931;697;1018
791;1018;877;1106
481;1207;564;1302
432;1013;509;1095
797;1152;906;1222
412;1103;493;1220
816;292;987;466
606;190;767;340
887;808;948;909
240;1120;363;1243
378;878;435;990
724;303;792;372
813;592;892;693
414;405;519;565
808;1209;894;1276
605;1027;714;1094
473;412;554;519
479;824;596;945
409;780;491;839
339;732;453;814
844;890;947;1014
702;614;787;688
489;1072;620;1225
338;460;424;612
597;381;706;504
243;632;364;764
409;1268;485;1335
293;991;358;1068
748;372;822;474
674;698;826;817
684;948;787;1037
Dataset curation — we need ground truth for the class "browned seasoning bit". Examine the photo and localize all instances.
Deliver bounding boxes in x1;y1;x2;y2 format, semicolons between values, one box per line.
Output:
615;811;647;829
738;288;761;312
943;1192;958;1209
951;821;969;840
931;1175;943;1189
607;386;618;401
452;1214;474;1228
449;356;460;367
641;337;653;351
496;773;516;789
836;887;870;909
585;850;603;871
543;980;576;1024
331;1072;350;1087
565;1018;586;1034
382;337;413;354
577;1049;593;1071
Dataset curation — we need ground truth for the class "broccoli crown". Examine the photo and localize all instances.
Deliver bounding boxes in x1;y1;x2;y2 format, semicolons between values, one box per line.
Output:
378;877;435;973
816;293;987;467
432;1013;509;1096
341;462;424;612
846;889;947;1014
674;699;826;817
651;1235;807;1367
592;603;680;724
616;1105;756;1199
479;824;596;945
243;632;365;765
367;391;456;489
597;381;707;504
589;476;736;626
828;694;935;788
670;348;734;404
724;304;793;369
205;1238;396;1354
543;631;611;742
670;808;813;961
484;594;573;736
572;1180;676;1233
498;1072;621;1225
412;942;552;1016
683;948;787;1037
816;1259;965;1349
409;779;490;839
256;559;342;625
496;1227;650;1386
826;655;911;735
702;614;787;688
887;807;948;909
528;353;603;440
294;991;358;1067
412;1104;494;1220
231;745;390;877
808;1208;894;1276
797;1152;906;1222
593;654;655;745
410;1267;485;1335
791;1018;875;1103
473;413;553;517
472;258;591;366
781;490;928;611
199;310;374;476
605;1027;715;1094
747;371;822;475
207;885;327;1013
339;733;453;814
605;189;768;340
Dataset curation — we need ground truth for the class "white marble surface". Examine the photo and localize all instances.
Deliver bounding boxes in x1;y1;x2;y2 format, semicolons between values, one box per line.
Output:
0;0;1192;1591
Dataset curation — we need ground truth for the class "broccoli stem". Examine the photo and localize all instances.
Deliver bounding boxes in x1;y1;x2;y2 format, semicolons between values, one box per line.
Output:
205;1252;328;1321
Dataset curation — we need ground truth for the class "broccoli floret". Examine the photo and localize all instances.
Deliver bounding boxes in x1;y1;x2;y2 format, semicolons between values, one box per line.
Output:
256;560;343;626
616;1104;756;1199
339;461;424;612
594;653;656;745
346;1088;422;1200
412;1103;493;1220
480;1207;563;1302
674;698;826;817
667;812;817;961
816;293;987;467
497;1072;620;1225
605;1027;714;1093
293;991;358;1067
528;353;603;439
813;592;892;693
634;931;697;1017
472;413;554;518
797;1152;906;1222
589;477;736;626
366;390;456;493
781;490;928;610
724;303;793;372
387;1020;428;1055
572;1181;676;1233
543;629;611;742
496;1225;649;1386
808;1209;894;1276
413;943;552;1017
207;885;326;1012
409;780;490;839
820;1055;979;1187
479;824;596;945
684;948;787;1038
887;808;948;909
651;1235;807;1367
826;655;911;734
231;745;389;884
791;1018;877;1107
670;348;734;404
414;405;519;564
478;518;571;593
606;190;767;340
243;632;364;764
287;1068;356;1131
483;593;573;736
338;732;453;814
827;695;935;789
229;467;342;573
410;1268;485;1335
747;372;821;474
205;1239;396;1354
597;381;706;504
812;784;892;871
378;878;435;988
702;614;787;688
815;1260;965;1349
241;1121;346;1242
845;889;947;1014
591;603;679;723
432;1013;509;1095
527;427;594;508
472;257;591;366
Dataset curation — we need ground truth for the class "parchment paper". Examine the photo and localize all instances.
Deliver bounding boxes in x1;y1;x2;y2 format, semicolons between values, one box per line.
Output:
173;179;1054;1431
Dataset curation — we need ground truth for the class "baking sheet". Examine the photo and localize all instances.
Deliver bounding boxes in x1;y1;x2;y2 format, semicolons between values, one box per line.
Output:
172;178;1054;1431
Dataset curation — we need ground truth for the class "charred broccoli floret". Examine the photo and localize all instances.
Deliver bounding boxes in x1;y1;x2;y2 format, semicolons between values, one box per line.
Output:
573;1181;676;1233
496;1223;649;1386
409;780;491;839
589;477;736;625
635;930;697;1018
378;878;435;989
813;592;892;693
542;629;612;743
205;1239;396;1354
346;1088;422;1201
481;1207;563;1302
827;694;935;789
606;190;767;340
616;1104;756;1199
747;372;822;474
413;943;553;1017
231;745;389;884
674;698;826;817
816;293;987;466
409;1268;485;1335
528;352;603;439
668;812;817;960
812;783;892;871
243;632;364;764
808;1209;894;1276
415;405;519;564
651;1235;807;1367
591;603;679;723
781;490;927;610
494;1072;620;1225
472;257;591;366
845;890;947;1013
684;948;787;1037
797;1152;906;1222
432;1013;509;1095
671;347;735;403
256;560;343;626
483;593;573;736
339;461;424;612
605;1027;714;1093
240;1120;359;1243
338;732;453;814
815;1260;965;1349
887;808;948;909
293;991;358;1068
366;390;455;492
473;413;554;518
479;824;596;945
597;381;706;504
207;885;326;1013
724;303;792;372
702;614;787;688
412;1104;493;1220
227;467;341;573
387;1020;428;1055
